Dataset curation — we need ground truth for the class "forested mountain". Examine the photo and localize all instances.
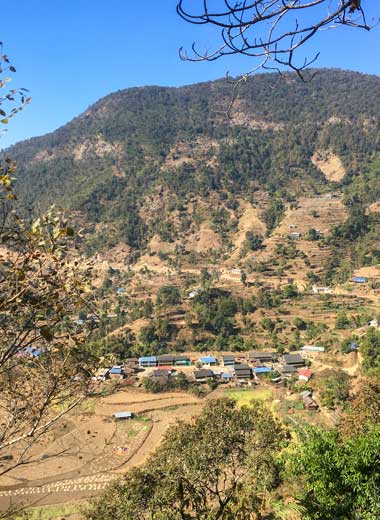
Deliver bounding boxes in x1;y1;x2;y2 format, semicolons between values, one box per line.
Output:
7;68;380;275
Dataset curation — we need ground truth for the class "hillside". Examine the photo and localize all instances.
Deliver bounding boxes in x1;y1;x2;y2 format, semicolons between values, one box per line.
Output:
7;68;380;282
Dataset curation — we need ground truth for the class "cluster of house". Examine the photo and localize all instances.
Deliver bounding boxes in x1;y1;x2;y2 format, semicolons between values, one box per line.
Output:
96;360;139;381
137;349;322;386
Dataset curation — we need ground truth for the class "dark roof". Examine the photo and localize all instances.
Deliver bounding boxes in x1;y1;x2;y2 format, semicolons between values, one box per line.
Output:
157;354;190;362
222;355;235;360
283;354;304;365
234;363;250;370
281;365;298;374
248;351;275;360
194;369;214;379
152;369;171;377
234;364;252;377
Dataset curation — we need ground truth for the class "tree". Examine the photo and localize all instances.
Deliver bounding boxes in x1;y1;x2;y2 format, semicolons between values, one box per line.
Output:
360;328;380;374
340;376;380;437
287;426;380;519
177;1;373;79
313;369;350;409
86;399;286;520
244;231;263;252
0;53;97;477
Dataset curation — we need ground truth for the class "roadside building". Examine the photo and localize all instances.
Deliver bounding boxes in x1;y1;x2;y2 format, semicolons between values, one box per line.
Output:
289;232;301;239
138;356;157;368
199;356;217;367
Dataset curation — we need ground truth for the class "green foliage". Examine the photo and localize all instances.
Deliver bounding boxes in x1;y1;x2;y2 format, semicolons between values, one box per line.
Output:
361;328;380;374
156;285;181;306
86;399;285;520
263;199;285;233
244;231;263;252
314;369;351;409
287;426;380;519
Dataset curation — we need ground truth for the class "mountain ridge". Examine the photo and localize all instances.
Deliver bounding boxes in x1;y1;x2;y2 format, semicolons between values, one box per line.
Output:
6;68;380;281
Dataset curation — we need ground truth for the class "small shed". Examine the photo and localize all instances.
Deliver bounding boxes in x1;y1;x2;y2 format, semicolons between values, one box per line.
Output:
199;356;217;367
368;319;379;328
113;411;134;420
220;372;234;383
298;368;312;382
117;287;126;295
353;276;367;284
97;368;110;381
289;232;301;239
110;366;124;379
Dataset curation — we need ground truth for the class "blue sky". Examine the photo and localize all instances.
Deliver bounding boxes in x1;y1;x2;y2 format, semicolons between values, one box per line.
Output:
1;0;379;148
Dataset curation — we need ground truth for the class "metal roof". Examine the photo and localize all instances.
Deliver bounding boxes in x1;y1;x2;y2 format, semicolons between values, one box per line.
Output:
281;365;298;373
113;411;133;419
199;356;217;363
194;369;214;378
110;366;123;374
248;351;275;359
139;356;157;362
301;345;325;352
253;366;272;374
283;354;304;364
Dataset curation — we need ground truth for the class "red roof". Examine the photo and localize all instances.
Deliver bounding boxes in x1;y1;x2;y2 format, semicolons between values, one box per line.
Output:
299;368;312;379
156;366;174;371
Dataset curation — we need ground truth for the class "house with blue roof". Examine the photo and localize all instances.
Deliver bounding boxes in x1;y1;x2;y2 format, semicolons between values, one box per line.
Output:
220;372;234;383
138;356;157;368
253;366;272;375
199;356;217;367
109;366;125;379
353;276;367;283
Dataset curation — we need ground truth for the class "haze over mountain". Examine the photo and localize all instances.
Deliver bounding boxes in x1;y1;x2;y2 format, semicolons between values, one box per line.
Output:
7;68;380;280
